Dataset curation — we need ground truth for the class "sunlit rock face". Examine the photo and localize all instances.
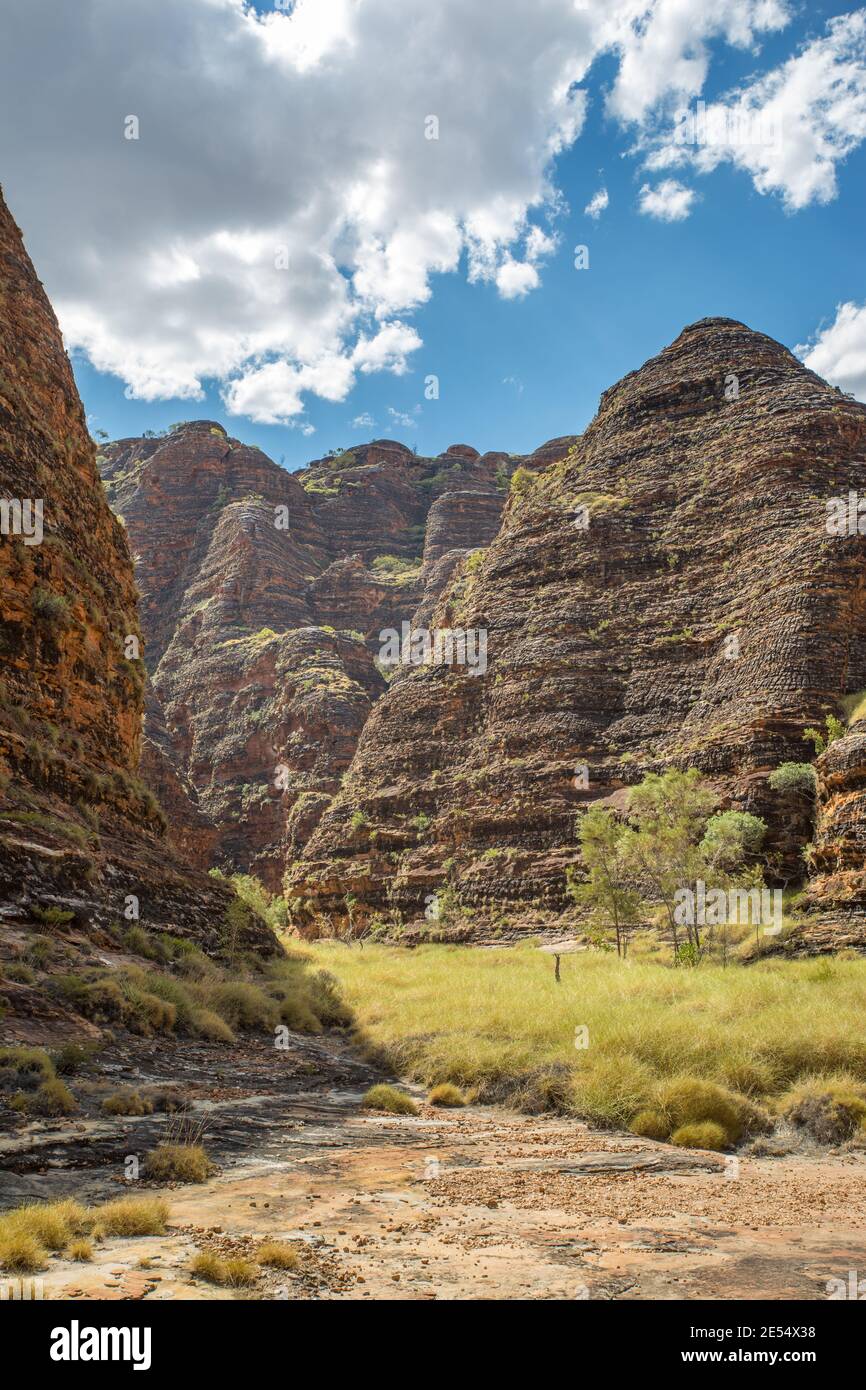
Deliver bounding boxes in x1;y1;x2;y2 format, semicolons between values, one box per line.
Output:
291;319;866;940
0;186;270;953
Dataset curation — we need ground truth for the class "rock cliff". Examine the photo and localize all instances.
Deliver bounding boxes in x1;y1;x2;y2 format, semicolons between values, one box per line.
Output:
0;186;274;959
290;319;866;938
99;430;507;886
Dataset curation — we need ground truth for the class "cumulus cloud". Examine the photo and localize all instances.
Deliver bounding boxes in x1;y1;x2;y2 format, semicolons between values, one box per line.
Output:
798;302;866;400
643;11;866;210
603;0;790;124
0;0;599;421
495;258;541;300
638;179;697;221
584;187;609;219
0;0;812;421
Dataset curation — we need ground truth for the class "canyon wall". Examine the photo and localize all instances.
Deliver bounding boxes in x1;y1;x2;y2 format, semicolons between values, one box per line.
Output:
0;186;274;959
289;319;866;937
99;431;509;886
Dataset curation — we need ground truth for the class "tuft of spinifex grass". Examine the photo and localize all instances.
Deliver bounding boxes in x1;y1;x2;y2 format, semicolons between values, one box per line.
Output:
190;1251;259;1287
361;1084;419;1115
92;1197;169;1237
143;1142;212;1184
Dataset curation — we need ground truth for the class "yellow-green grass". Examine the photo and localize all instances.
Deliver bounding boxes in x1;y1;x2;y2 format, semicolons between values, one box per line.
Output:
308;942;866;1138
257;1241;300;1270
143;1143;211;1184
0;1196;167;1272
428;1082;466;1107
361;1083;419;1115
91;1197;169;1237
190;1251;259;1287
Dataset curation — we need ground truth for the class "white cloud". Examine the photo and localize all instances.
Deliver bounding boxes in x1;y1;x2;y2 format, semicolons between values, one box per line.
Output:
386;406;419;430
0;0;816;421
604;0;790;125
0;0;605;419
798;302;866;400
638;178;697;221
351;412;377;429
352;322;422;375
495;257;541;299
584;187;609;219
643;11;866;211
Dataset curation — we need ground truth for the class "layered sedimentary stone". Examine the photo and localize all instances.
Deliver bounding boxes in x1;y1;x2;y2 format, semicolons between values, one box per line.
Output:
100;427;508;883
291;319;866;936
0;186;270;954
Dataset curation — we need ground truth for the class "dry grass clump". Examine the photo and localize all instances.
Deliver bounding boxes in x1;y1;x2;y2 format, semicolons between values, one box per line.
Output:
92;1196;169;1237
101;1089;153;1116
1;1045;76;1116
190;1250;259;1287
780;1074;866;1144
147;1086;190;1114
0;1198;89;1272
189;1007;235;1042
630;1108;670;1142
195;981;278;1031
0;1195;169;1272
428;1083;465;1107
670;1121;728;1151
0;1045;54;1091
257;1241;300;1269
361;1084;419;1115
143;1142;212;1184
655;1077;768;1145
0;1229;46;1272
11;1076;77;1116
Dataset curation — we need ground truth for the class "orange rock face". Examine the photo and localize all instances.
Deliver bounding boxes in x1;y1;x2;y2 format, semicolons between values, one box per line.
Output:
0;187;272;954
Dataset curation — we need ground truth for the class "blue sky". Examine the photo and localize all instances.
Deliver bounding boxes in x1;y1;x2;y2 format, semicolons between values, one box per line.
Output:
3;0;864;471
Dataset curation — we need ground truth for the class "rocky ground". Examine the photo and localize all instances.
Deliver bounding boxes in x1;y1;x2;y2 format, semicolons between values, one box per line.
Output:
3;1030;864;1302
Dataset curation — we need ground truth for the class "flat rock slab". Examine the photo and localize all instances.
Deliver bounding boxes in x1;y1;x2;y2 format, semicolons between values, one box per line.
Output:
560;1151;726;1176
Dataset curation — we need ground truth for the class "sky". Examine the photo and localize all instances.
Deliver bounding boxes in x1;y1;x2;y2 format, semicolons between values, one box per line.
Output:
0;0;865;470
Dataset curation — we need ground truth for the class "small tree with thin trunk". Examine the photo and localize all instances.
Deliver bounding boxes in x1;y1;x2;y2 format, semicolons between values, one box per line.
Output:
567;806;641;958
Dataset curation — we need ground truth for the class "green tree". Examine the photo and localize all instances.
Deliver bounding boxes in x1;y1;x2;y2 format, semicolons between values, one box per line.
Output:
700;810;766;870
620;771;764;958
567;807;641;958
